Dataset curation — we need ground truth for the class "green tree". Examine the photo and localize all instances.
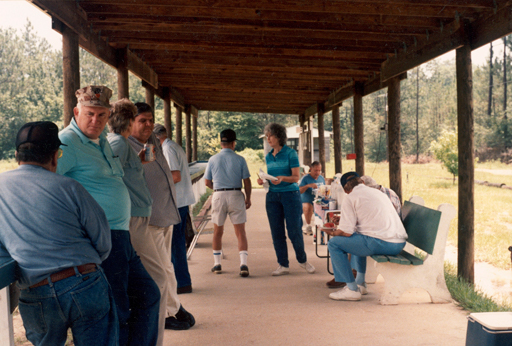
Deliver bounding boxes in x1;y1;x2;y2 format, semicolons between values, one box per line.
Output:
430;130;458;183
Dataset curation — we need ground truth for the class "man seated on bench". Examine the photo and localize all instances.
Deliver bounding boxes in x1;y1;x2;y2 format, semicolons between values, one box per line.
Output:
326;172;408;301
0;122;117;345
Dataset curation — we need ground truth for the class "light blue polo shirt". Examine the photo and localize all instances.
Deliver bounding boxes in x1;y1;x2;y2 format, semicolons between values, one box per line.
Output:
57;118;131;231
204;148;250;189
265;145;300;192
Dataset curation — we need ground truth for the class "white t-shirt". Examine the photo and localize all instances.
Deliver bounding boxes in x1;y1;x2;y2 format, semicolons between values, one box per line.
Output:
337;184;407;243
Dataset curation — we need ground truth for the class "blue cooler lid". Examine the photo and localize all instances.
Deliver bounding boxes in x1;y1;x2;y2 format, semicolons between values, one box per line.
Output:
468;312;512;331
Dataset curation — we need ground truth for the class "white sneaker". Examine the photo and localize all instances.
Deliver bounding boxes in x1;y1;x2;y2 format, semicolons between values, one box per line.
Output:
272;265;290;276
329;286;362;301
303;225;313;235
358;284;368;295
299;261;316;274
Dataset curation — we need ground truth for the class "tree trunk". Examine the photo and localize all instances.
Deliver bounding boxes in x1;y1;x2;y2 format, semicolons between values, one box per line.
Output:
416;67;420;163
504;37;508;148
488;42;493;117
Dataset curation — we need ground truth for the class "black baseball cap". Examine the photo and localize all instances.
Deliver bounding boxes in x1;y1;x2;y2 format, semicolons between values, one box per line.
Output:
340;171;360;187
15;121;64;153
220;129;237;143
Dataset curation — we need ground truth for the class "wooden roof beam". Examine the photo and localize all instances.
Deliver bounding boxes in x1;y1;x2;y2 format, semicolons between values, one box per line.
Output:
35;0;158;89
381;4;512;82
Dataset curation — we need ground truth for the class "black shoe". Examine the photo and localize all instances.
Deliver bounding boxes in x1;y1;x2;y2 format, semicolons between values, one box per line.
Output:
176;305;195;327
165;316;190;330
211;264;222;274
177;285;192;294
239;265;249;277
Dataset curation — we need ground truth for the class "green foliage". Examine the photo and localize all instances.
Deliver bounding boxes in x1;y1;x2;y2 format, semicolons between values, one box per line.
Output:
430;130;458;181
444;262;512;312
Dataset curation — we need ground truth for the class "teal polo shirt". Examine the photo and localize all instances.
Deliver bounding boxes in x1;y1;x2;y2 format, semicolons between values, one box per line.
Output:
57;118;131;231
265;145;300;192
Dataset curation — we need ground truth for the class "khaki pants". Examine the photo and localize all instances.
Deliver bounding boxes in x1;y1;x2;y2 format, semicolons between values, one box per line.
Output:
129;217;180;346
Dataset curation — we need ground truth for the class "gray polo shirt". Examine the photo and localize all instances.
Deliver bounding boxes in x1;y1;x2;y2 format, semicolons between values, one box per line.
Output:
128;133;180;228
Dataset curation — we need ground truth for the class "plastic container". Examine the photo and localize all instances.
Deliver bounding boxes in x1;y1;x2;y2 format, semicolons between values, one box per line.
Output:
466;312;512;346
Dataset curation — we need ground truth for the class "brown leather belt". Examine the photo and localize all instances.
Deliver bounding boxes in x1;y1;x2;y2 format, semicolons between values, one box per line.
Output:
214;188;241;192
30;263;97;288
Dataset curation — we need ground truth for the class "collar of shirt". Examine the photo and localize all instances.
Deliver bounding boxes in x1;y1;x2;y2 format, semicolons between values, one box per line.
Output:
69;118;107;147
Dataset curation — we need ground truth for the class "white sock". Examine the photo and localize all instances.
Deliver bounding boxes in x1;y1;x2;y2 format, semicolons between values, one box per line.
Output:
239;251;248;266
213;250;222;265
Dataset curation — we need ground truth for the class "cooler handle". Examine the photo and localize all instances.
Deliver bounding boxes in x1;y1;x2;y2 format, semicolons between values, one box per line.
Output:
468;316;512;335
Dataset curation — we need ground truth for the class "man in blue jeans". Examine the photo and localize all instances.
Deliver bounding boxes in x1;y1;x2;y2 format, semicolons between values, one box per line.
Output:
0;121;117;346
327;172;408;301
58;86;160;345
153;123;196;294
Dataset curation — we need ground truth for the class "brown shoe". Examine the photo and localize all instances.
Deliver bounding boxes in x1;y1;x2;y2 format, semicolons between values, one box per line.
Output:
326;278;346;289
177;285;192;294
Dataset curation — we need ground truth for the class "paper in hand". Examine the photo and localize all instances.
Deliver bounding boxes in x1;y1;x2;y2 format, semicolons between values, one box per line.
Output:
259;168;278;181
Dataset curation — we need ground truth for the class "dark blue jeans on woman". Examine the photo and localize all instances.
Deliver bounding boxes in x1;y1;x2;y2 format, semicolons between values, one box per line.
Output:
101;230;160;346
265;190;307;267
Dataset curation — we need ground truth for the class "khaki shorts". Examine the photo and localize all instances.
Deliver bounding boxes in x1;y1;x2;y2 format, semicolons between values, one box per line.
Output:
211;190;247;226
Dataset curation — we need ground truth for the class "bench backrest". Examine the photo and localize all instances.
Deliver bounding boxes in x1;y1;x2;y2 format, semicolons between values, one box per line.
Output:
402;201;442;255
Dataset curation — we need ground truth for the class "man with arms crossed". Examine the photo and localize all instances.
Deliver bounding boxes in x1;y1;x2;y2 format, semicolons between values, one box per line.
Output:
128;103;195;331
204;129;252;277
0;121;117;346
57;86;160;345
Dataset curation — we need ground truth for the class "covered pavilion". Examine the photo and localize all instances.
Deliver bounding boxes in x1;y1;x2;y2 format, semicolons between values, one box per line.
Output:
27;0;512;285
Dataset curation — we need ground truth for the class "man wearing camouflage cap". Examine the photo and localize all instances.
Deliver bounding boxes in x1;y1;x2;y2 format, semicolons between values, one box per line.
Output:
57;86;160;346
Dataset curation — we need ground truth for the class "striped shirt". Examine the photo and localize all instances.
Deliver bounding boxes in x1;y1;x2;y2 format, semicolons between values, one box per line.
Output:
265;145;300;193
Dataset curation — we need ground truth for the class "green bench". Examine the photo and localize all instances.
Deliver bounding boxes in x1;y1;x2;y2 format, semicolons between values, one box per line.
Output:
369;197;456;305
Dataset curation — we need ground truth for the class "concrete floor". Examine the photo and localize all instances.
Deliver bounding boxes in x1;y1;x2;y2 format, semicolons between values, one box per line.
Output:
166;189;469;346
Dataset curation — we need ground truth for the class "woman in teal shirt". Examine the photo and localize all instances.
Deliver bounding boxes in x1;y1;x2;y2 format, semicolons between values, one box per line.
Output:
257;123;316;276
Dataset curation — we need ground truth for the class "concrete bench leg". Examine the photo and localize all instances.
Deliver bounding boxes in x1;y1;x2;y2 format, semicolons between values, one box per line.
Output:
0;287;14;346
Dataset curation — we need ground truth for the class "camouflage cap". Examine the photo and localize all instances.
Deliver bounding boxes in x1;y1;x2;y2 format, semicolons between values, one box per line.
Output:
75;86;112;108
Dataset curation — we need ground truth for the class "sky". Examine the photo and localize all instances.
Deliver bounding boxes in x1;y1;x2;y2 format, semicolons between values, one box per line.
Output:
0;0;502;68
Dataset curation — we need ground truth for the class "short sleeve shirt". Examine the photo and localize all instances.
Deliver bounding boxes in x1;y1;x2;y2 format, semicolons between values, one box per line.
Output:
299;174;326;204
162;138;196;208
265;145;300;192
204;148;250;189
57;118;131;231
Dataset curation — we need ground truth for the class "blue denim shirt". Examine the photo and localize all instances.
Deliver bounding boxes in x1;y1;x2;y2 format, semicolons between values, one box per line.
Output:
108;133;153;217
0;165;111;289
57;118;131;231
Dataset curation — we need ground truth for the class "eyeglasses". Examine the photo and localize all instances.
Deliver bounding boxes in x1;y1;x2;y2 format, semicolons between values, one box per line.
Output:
57;148;63;159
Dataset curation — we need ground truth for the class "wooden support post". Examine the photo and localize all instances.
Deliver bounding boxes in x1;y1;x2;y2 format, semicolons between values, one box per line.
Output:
145;87;155;112
116;48;129;99
192;111;198;162
175;104;183;148
457;42;475;284
332;105;342;174
185;106;192;163
299;113;306;167
354;84;365;176
304;116;313;166
62;24;79;127
388;76;402;203
163;88;172;140
317;103;326;176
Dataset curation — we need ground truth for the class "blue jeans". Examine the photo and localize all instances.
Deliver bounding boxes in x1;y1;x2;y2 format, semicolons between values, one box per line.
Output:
266;190;307;267
171;206;192;288
328;233;405;283
19;267;118;346
101;230;160;346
